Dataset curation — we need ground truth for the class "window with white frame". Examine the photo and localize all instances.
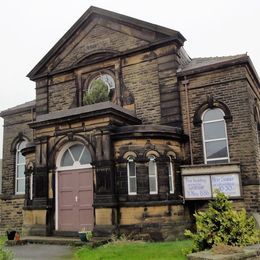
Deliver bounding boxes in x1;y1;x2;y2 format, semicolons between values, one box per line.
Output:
168;156;174;194
60;144;91;168
15;141;27;194
202;108;230;164
148;155;158;194
127;157;137;195
30;173;33;200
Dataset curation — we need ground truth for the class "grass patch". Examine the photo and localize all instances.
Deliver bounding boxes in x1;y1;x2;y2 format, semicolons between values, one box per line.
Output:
75;240;192;260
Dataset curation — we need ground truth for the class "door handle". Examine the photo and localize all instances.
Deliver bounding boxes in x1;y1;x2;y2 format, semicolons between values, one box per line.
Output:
75;195;78;202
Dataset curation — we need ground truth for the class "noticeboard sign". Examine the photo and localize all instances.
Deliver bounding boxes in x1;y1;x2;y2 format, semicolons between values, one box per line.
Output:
183;175;211;199
182;173;241;200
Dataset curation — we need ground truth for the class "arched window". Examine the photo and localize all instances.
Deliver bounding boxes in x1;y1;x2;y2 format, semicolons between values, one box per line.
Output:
202;108;230;164
148;155;158;194
59;143;92;169
168;156;174;194
127;157;137;195
16;141;27;194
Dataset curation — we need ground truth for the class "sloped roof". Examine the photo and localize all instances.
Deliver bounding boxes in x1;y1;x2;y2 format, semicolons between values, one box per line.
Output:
0;100;35;117
179;54;247;74
27;6;185;80
177;54;260;85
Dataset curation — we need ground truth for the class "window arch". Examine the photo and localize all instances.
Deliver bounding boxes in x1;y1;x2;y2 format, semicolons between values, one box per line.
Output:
127;156;137;195
202;108;230;164
148;155;158;194
57;143;92;170
15;140;27;194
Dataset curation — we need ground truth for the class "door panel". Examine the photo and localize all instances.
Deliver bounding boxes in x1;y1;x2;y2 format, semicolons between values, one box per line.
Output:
58;168;93;231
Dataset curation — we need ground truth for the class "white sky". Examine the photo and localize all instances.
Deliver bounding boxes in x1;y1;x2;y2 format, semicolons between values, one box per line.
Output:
0;0;259;158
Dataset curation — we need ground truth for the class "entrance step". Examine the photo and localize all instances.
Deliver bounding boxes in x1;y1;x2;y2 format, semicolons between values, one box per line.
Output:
6;235;110;247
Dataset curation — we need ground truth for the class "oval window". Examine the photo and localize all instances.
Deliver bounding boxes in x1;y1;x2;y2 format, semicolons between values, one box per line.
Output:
89;74;115;93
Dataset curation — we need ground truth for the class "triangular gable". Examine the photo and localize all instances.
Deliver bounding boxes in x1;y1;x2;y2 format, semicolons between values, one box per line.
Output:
27;6;185;80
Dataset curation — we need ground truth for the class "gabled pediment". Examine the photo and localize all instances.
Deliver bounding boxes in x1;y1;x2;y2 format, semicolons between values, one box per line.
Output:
27;6;185;80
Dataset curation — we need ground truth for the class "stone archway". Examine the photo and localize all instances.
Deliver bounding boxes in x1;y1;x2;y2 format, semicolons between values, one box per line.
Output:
55;142;94;232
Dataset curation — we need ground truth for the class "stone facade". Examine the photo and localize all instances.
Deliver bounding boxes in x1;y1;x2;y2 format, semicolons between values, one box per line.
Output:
0;7;259;239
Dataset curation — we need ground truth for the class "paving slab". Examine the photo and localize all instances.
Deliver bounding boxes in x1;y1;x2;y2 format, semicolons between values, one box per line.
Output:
6;244;74;260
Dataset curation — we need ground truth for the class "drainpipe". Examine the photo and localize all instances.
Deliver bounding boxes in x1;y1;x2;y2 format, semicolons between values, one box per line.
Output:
182;77;193;165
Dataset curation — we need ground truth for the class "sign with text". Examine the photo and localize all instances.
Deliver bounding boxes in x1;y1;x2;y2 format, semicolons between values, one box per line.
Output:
183;175;211;199
211;174;241;197
183;173;241;200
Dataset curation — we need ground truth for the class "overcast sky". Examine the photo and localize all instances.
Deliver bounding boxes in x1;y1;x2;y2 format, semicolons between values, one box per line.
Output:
0;0;259;158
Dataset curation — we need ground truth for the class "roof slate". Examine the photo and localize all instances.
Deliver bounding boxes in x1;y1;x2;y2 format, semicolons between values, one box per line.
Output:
0;100;35;117
179;54;248;73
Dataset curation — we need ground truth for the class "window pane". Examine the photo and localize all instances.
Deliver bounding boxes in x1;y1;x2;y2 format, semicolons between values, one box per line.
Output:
149;177;156;193
204;121;226;140
17;165;25;178
69;144;84;161
128;161;136;177
17;178;25;193
205;140;228;159
79;147;92;165
61;150;74;166
169;175;173;192
168;162;174;193
18;141;27;151
149;161;156;176
17;151;25;164
100;74;115;90
129;178;136;193
204;108;223;121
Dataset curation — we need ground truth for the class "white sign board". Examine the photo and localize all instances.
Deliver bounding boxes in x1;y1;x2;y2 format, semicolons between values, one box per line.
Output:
211;174;241;197
183;173;241;199
183;175;211;199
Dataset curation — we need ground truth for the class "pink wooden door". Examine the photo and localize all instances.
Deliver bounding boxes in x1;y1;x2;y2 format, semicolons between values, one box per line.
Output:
58;168;93;231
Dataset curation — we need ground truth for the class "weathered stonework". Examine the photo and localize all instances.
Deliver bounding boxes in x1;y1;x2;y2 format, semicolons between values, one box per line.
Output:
0;7;259;240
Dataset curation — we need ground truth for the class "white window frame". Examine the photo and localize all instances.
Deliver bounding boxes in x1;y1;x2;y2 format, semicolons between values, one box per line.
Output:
168;156;175;194
148;155;158;194
202;108;230;164
15;141;27;195
30;173;33;200
127;157;137;195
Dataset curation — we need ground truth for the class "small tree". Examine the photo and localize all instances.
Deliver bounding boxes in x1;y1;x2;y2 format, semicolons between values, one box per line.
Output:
185;191;260;252
83;79;109;105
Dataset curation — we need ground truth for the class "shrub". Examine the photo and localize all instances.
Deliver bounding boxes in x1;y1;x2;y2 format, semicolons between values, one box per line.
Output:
185;191;260;252
0;236;13;260
83;79;109;105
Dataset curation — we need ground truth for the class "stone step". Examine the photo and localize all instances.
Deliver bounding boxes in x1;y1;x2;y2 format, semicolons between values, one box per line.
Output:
6;235;110;247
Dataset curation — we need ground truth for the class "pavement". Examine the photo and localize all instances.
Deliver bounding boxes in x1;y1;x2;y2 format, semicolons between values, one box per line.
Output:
6;244;74;260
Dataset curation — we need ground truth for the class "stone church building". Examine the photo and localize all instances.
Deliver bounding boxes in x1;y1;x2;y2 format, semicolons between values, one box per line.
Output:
0;7;259;240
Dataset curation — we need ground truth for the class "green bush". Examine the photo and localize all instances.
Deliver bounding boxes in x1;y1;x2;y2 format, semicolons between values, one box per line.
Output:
185;192;260;252
0;236;13;260
83;79;109;105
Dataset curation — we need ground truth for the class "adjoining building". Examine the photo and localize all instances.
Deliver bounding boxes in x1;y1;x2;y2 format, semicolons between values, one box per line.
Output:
0;6;259;239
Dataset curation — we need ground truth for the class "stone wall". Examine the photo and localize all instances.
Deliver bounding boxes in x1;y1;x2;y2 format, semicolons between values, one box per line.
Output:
180;65;260;212
0;197;24;235
2;110;34;195
0;109;34;235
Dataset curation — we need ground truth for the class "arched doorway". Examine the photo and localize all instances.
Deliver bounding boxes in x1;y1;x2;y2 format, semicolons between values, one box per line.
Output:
55;142;94;232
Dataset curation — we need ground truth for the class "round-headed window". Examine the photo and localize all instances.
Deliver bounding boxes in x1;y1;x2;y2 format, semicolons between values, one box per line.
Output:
83;73;115;105
60;144;92;168
89;74;115;93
